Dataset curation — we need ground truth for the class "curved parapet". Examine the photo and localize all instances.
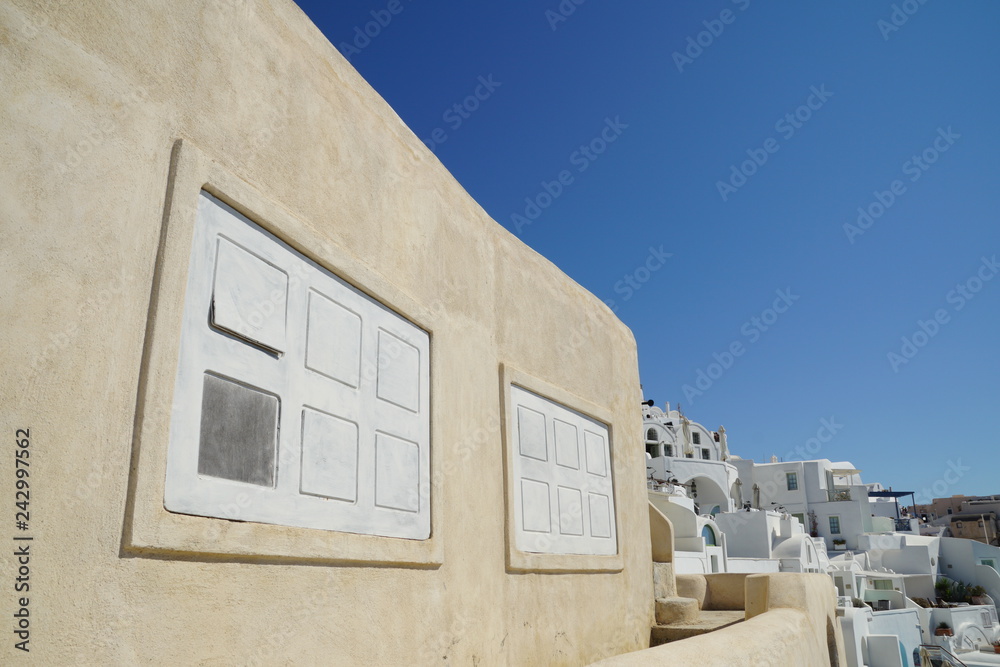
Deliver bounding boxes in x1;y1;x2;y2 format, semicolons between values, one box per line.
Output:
650;500;675;564
587;573;846;667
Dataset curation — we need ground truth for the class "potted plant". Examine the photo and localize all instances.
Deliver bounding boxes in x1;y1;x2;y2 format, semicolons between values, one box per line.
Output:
992;640;1000;654
935;622;953;637
935;578;953;603
971;585;988;605
832;538;847;551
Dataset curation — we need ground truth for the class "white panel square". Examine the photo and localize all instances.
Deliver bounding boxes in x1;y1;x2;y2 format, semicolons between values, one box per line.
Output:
517;406;547;461
375;432;420;513
375;330;421;412
211;237;288;352
300;408;358;502
521;479;551;533
557;486;584;536
553;419;579;469
589;493;612;538
584;430;607;477
509;385;616;556
305;291;362;387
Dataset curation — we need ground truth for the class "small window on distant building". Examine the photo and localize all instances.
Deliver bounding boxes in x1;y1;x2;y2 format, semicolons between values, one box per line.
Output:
664;445;673;457
829;516;841;534
947;508;953;514
646;428;657;442
786;472;799;491
701;448;710;460
692;432;701;445
956;521;963;529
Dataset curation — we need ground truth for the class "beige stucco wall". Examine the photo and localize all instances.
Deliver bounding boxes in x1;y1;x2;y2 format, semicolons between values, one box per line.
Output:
0;1;651;664
589;573;846;667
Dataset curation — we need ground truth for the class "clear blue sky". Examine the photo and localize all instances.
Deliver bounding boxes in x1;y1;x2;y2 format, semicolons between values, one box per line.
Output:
293;1;1000;498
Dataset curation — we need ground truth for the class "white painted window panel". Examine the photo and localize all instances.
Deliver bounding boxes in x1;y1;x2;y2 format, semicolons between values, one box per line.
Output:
588;493;613;538
375;329;421;413
553;419;579;470
517;406;548;461
305;291;362;388
584;431;608;477
374;432;420;513
300;408;359;502
521;479;552;533
509;386;617;556
557;486;584;536
164;192;430;540
211;237;288;353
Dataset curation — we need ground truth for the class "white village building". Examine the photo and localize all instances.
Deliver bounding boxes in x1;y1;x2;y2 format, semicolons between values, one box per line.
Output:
641;400;1000;666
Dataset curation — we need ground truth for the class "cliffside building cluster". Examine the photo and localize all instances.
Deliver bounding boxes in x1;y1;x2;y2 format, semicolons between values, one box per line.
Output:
642;402;1000;666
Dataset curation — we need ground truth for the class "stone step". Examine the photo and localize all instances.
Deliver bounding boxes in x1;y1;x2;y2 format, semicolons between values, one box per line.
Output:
650;610;746;647
653;562;676;599
654;596;700;625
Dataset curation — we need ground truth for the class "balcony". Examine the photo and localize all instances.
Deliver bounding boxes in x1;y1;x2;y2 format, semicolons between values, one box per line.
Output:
828;489;852;502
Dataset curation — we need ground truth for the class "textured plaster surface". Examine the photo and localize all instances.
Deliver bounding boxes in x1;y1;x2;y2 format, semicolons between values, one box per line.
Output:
677;572;751;611
0;1;651;664
589;573;846;667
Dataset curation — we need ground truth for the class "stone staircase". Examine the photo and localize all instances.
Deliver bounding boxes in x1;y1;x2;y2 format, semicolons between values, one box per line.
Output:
649;564;746;647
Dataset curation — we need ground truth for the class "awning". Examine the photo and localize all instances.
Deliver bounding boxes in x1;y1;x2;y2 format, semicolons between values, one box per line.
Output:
868;490;914;498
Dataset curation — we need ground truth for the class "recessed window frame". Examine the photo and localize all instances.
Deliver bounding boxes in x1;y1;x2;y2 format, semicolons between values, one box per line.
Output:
124;140;444;566
163;192;431;540
786;472;799;491
829;515;842;535
500;364;623;574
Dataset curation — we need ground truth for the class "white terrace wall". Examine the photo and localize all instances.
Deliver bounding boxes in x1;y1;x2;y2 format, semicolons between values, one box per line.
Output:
0;1;651;664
